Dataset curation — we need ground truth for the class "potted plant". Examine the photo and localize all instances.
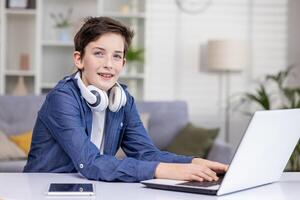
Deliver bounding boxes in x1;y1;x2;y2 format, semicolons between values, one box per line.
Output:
50;8;73;42
235;66;300;171
125;47;144;74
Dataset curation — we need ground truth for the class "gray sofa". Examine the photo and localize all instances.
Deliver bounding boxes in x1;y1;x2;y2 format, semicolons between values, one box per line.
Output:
0;95;232;172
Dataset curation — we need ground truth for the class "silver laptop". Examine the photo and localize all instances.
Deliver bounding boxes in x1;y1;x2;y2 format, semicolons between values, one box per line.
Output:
141;109;300;196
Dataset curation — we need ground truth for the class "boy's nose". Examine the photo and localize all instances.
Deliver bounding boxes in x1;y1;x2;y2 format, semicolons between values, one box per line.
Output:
103;57;113;69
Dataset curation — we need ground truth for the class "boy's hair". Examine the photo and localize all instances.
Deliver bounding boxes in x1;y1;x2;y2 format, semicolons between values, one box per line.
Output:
74;16;134;59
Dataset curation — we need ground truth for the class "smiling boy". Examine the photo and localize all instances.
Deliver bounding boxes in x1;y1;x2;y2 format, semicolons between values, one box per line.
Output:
24;17;227;182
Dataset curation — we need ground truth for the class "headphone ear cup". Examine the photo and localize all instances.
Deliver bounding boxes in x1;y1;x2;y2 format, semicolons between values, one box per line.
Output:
109;86;122;112
120;85;127;107
108;83;127;112
75;71;109;112
87;85;109;112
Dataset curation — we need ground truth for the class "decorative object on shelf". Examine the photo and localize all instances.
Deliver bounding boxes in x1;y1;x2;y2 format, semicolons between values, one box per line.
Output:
7;0;28;9
26;0;36;9
12;76;28;96
126;47;144;74
175;0;213;14
207;39;247;143
120;4;130;14
119;0;138;15
234;66;300;171
19;53;29;70
50;7;73;42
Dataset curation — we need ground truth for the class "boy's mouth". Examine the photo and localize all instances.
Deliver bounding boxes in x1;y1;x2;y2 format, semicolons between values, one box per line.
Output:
97;72;114;79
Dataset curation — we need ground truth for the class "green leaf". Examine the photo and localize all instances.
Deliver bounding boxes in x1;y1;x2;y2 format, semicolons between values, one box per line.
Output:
244;84;271;110
126;47;144;62
266;66;294;89
282;88;300;108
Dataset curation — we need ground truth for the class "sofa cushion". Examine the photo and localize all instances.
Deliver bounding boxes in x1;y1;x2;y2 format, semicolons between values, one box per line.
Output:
164;123;219;158
136;101;188;149
206;140;233;164
0;95;45;135
0;131;26;160
9;130;32;155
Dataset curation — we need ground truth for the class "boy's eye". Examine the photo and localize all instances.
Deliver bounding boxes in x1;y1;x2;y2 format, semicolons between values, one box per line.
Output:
113;54;123;60
94;51;104;56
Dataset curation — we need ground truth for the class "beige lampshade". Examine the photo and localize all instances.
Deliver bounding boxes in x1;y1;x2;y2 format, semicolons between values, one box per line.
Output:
207;40;247;72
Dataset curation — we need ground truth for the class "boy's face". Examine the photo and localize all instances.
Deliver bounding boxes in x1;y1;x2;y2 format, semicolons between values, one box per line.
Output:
74;33;126;91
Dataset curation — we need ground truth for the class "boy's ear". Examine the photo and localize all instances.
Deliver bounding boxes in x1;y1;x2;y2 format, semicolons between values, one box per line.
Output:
73;51;83;70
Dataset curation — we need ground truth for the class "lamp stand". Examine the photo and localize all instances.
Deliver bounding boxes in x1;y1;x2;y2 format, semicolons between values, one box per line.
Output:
224;71;231;143
219;71;231;143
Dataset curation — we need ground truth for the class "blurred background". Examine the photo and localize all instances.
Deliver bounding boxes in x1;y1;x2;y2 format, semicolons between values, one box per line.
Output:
0;0;299;171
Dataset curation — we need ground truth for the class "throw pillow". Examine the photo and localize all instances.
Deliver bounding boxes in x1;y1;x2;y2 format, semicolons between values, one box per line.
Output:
164;123;219;158
0;130;27;160
9;130;32;155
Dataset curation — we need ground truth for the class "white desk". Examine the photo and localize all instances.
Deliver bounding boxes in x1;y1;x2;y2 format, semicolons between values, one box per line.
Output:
0;172;299;200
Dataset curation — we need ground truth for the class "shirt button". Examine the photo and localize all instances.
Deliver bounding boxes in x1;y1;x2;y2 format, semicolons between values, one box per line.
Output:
120;122;123;127
79;164;84;169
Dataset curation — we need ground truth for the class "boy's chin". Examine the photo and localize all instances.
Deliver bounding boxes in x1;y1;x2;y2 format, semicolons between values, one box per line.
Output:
97;83;115;92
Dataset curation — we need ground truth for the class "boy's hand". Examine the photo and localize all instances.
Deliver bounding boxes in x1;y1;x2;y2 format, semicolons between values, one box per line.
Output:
191;158;229;175
154;158;228;182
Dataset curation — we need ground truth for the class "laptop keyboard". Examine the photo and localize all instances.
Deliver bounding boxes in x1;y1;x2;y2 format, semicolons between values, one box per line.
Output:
177;175;224;188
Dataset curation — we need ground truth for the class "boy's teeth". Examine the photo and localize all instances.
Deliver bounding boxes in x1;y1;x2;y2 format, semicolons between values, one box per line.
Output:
100;73;112;78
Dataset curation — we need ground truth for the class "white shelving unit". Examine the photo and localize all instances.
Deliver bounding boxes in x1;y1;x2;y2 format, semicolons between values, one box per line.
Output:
0;0;37;95
0;0;146;100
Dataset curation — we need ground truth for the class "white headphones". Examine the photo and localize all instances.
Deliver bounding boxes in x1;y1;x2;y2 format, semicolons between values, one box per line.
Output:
75;72;127;112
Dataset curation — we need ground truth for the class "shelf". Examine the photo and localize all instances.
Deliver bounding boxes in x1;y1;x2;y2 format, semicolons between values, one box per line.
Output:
102;12;145;18
5;70;35;76
5;9;36;15
42;40;74;47
1;0;146;99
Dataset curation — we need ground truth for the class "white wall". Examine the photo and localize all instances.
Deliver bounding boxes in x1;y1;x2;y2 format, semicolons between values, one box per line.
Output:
144;2;178;100
288;0;300;86
145;0;288;147
288;0;300;65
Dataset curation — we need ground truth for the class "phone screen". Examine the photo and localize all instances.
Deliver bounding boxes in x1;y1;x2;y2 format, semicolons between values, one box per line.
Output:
48;183;94;195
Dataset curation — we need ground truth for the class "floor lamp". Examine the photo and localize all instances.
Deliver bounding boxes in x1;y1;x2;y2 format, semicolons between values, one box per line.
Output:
207;40;247;143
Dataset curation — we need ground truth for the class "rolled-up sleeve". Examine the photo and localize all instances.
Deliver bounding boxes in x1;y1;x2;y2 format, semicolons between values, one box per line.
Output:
41;89;159;182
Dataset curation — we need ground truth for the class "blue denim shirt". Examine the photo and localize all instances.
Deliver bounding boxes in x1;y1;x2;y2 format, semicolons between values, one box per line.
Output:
23;74;193;182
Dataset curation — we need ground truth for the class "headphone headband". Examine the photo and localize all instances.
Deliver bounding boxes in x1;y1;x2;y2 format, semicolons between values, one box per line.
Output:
75;72;97;104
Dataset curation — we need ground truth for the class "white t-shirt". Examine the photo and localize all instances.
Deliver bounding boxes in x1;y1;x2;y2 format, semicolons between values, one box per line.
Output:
91;110;106;154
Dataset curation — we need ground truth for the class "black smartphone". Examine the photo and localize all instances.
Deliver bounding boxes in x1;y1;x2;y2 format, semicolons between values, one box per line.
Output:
47;183;94;196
